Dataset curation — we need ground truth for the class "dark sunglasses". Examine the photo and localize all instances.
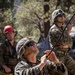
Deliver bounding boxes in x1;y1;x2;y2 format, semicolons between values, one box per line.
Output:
25;41;35;47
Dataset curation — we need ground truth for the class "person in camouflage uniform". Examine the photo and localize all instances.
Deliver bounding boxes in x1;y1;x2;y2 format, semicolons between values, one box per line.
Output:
0;25;18;75
14;37;68;75
49;9;75;75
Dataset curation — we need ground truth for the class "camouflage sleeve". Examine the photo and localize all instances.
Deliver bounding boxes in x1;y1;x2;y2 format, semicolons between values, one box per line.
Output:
14;61;40;75
49;28;62;46
0;45;5;66
55;62;68;75
46;61;68;75
68;35;73;49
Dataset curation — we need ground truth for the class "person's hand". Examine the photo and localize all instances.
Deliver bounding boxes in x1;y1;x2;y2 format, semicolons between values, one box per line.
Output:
40;55;46;65
5;67;11;73
39;55;47;71
44;50;59;64
2;65;11;73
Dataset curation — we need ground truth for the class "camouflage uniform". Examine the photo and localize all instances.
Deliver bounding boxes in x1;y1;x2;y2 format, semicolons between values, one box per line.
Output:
0;39;18;75
15;58;68;75
49;24;75;75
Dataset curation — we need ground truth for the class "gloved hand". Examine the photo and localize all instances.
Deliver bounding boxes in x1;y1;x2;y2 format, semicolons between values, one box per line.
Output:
44;50;59;63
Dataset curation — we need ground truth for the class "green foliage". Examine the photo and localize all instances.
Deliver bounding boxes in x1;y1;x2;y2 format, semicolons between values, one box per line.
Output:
14;0;56;40
0;0;14;10
0;0;15;25
15;0;43;41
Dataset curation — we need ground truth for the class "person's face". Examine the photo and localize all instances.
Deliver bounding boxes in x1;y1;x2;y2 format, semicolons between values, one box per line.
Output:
5;32;15;41
56;14;65;23
24;41;39;56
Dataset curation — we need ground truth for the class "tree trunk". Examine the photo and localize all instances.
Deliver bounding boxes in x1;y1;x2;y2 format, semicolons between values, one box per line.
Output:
44;0;50;37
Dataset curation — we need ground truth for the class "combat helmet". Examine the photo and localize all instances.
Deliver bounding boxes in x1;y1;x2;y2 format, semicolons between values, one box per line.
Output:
16;38;32;59
52;9;65;23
